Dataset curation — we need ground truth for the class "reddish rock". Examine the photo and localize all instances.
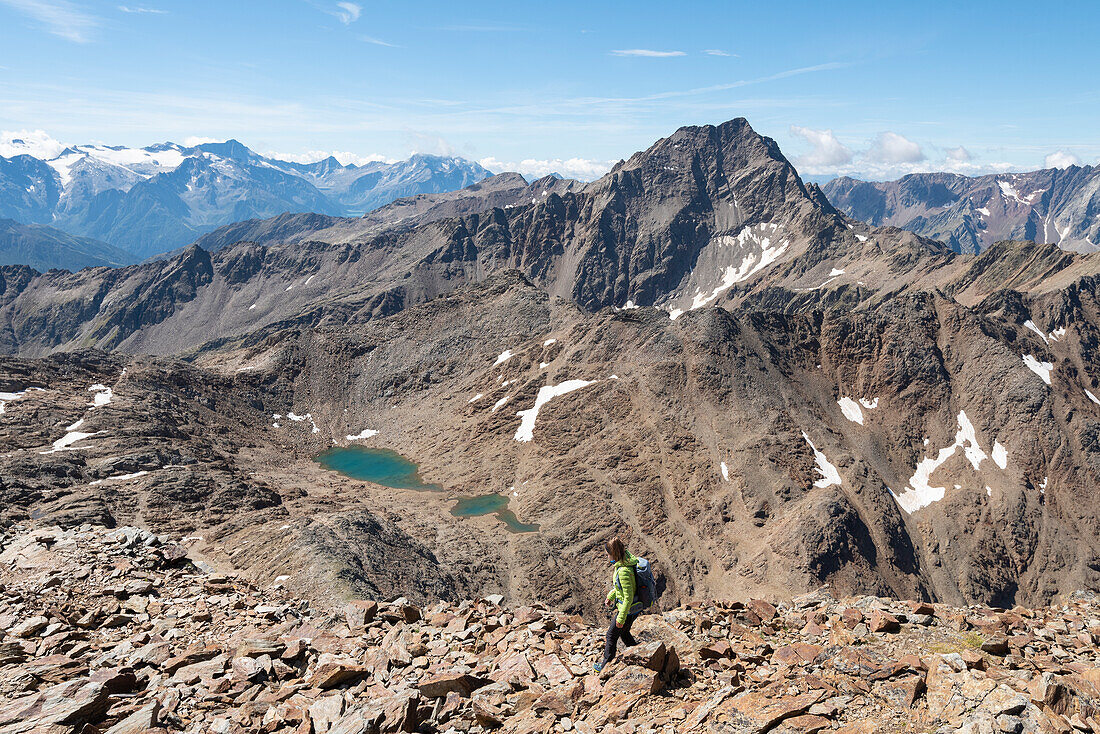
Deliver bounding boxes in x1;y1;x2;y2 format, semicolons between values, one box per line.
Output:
491;650;535;686
706;687;827;733
344;600;378;629
905;601;935;615
619;641;667;672
773;643;823;667
879;675;926;708
328;691;419;734
0;679;110;730
775;714;833;734
982;635;1011;656
868;610;901;633
306;660;370;689
584;666;662;727
840;608;864;629
532;653;574;686
747;599;778;623
418;671;492;698
700;639;733;660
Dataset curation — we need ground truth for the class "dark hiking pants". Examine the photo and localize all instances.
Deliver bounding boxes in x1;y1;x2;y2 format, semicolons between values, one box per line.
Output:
602;609;639;665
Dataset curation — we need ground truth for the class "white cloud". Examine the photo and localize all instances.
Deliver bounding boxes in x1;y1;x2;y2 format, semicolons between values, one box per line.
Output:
790;126;853;170
0;0;99;42
118;5;167;13
1044;151;1081;169
332;1;360;24
266;149;396;166
479;156;612;182
788;127;1018;180
404;131;456;156
610;49;686;57
946;146;971;163
360;34;396;47
702;49;735;57
0;129;67;159
182;135;221;146
867;132;925;164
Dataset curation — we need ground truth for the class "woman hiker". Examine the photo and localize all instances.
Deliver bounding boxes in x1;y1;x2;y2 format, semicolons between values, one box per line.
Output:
594;536;644;672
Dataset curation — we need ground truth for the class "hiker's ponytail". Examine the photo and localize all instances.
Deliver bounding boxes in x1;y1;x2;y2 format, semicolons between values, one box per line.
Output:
605;537;626;562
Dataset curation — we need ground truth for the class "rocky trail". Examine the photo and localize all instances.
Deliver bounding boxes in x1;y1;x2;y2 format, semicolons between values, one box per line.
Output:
2;524;1100;734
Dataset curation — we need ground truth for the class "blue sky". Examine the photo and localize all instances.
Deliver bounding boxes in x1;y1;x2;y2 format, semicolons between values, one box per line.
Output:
0;0;1097;180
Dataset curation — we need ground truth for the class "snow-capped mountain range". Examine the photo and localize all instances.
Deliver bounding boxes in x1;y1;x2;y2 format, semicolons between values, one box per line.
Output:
822;166;1100;254
0;137;490;262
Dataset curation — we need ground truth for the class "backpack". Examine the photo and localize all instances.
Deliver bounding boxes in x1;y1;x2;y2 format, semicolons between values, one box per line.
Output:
632;557;657;609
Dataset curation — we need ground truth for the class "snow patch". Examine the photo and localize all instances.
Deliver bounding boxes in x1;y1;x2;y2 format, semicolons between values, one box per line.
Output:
514;379;597;442
855;234;868;242
346;429;378;441
1022;355;1053;385
493;350;513;367
992;440;1008;470
89;384;113;408
40;418;102;454
491;396;510;413
828;268;846;277
858;397;878;410
0;388;40;415
673;223;790;317
837;397;864;425
286;412;320;433
890;410;986;514
976;207;990;216
998;180;1025;204
801;432;841;488
720;462;730;481
1087;390;1100;406
543;339;557;346
467;393;483;403
1023;320;1049;345
90;471;150;485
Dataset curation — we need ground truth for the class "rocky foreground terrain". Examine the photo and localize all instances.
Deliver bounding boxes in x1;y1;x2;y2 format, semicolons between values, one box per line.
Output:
3;524;1100;734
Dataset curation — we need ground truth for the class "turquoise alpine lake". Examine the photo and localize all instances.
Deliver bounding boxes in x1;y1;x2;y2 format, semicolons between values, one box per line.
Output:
450;493;540;534
314;446;441;491
314;446;538;533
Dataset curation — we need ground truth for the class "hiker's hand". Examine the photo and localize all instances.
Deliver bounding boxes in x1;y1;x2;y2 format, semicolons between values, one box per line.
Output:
615;619;624;629
604;598;612;608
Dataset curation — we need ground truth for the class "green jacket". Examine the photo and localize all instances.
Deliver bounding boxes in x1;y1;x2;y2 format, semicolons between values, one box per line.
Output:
605;551;642;624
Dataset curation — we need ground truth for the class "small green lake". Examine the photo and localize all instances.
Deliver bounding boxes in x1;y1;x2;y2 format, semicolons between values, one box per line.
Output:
315;446;538;534
315;446;441;491
451;493;540;534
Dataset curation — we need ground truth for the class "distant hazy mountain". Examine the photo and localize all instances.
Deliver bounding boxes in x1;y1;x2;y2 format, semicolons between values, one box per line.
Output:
0;139;491;261
822;167;1100;254
0;218;135;271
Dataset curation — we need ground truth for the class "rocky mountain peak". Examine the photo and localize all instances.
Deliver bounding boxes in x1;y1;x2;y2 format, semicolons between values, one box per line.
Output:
611;117;815;212
193;139;257;162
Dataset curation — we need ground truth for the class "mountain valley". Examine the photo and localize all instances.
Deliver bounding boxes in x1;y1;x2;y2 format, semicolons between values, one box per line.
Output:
1;119;1099;624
